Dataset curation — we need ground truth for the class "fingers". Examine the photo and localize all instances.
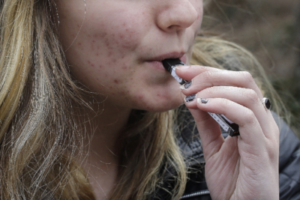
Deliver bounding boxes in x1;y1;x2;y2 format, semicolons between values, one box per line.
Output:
178;65;279;159
185;86;277;140
175;65;219;80
176;65;263;99
193;98;266;156
176;65;277;139
179;65;280;197
195;97;280;176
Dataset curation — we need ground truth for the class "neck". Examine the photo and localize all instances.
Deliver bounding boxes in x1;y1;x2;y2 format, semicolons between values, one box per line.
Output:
74;96;132;199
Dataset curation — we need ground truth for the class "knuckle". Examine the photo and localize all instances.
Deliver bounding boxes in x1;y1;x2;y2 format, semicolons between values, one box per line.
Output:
240;71;254;83
267;140;279;161
210;85;224;94
268;125;280;142
243;89;259;105
243;109;256;125
220;98;231;108
202;70;215;82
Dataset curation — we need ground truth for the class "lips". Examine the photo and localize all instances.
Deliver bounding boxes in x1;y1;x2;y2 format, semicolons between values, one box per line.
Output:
179;54;187;63
144;52;188;71
146;52;186;63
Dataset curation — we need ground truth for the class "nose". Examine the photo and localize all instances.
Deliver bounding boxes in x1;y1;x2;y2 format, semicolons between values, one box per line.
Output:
156;0;200;33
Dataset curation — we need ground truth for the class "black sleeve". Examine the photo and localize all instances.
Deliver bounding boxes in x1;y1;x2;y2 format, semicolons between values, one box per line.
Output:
272;112;300;200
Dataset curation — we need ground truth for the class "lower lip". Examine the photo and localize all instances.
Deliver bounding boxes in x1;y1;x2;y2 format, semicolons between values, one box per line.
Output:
146;61;166;71
180;55;187;63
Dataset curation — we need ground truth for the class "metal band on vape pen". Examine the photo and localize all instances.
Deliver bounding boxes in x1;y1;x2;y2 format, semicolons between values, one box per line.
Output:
162;58;240;137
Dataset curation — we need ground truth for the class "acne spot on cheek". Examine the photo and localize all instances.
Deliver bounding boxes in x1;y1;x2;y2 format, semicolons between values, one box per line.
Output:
104;39;111;49
91;40;97;51
107;51;113;57
87;60;95;67
120;54;125;59
156;92;168;99
138;94;144;100
114;79;120;84
121;31;136;48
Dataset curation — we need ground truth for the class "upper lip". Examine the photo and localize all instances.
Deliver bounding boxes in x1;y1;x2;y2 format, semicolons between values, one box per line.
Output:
146;52;185;62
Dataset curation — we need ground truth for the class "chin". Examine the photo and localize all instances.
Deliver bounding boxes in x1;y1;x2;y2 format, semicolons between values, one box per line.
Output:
134;97;184;113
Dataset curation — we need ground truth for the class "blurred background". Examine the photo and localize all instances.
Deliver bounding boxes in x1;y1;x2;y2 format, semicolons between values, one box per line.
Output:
203;0;300;137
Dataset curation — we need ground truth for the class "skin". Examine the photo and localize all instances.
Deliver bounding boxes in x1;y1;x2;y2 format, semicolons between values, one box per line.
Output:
57;0;201;112
56;0;279;199
177;67;279;200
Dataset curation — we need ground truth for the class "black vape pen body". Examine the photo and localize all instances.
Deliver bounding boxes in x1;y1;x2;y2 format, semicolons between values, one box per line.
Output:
162;59;240;137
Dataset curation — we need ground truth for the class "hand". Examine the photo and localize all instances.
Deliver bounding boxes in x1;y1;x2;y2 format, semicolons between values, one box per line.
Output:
176;65;280;200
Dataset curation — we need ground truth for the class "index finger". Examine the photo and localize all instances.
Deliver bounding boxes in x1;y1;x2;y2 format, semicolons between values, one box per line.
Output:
176;65;264;100
175;65;221;80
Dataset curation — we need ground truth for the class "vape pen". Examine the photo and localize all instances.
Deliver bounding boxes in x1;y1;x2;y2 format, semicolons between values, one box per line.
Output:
162;58;240;137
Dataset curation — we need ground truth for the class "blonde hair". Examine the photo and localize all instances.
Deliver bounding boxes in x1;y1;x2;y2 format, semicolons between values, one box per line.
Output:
0;1;285;200
0;0;95;199
0;1;186;199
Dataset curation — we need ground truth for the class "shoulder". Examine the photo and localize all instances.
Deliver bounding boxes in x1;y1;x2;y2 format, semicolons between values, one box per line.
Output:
272;112;300;199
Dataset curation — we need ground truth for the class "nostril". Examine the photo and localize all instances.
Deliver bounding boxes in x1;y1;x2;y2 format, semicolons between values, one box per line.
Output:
167;25;180;31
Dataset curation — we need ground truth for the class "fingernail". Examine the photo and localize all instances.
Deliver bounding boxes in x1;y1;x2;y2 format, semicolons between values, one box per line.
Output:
200;98;209;104
185;94;196;102
184;81;192;89
180;81;192;89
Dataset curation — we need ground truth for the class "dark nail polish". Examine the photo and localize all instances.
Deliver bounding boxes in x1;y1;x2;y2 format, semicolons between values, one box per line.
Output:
201;98;209;104
184;81;192;89
185;94;196;102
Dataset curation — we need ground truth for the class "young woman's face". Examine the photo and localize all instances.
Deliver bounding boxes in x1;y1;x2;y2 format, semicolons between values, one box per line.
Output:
57;0;203;111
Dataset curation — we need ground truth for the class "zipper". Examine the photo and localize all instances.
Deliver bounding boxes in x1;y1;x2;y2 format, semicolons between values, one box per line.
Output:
180;189;210;199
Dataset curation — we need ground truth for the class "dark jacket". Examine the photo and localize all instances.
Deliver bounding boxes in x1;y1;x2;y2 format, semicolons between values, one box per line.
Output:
153;111;300;200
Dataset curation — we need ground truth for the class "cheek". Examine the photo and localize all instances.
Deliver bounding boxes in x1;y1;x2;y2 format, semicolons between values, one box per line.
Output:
60;4;148;61
87;12;146;57
61;19;145;90
74;15;149;85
